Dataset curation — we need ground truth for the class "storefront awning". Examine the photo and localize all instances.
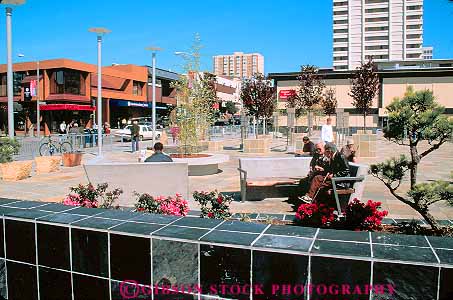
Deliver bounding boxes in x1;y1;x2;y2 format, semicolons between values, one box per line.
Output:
110;99;168;109
39;104;96;111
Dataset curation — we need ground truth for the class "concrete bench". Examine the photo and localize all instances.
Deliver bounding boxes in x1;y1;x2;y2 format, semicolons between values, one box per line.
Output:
330;162;369;214
83;158;189;207
238;157;312;202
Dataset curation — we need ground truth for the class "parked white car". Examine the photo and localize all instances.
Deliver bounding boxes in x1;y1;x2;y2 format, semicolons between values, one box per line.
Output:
114;125;162;141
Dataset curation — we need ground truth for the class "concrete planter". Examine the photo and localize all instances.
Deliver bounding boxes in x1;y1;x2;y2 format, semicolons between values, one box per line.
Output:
352;133;377;158
0;160;33;181
256;134;273;140
243;138;271;154
171;153;229;176
35;156;61;174
62;152;83;167
200;140;224;152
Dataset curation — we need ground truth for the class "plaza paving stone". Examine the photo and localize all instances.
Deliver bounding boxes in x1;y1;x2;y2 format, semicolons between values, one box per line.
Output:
1;135;452;222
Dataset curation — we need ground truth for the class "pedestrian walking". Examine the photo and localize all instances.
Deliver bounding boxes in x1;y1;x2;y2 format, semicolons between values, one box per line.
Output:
131;121;140;153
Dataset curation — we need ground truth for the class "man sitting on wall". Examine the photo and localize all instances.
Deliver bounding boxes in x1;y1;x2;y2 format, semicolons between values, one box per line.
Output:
297;142;330;195
295;136;316;157
145;142;173;162
299;142;350;204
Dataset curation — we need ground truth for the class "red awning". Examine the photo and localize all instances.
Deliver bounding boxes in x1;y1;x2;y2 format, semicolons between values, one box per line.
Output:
39;104;96;111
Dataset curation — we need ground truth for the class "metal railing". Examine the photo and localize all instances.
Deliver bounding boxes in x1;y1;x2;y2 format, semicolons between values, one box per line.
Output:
13;134;114;160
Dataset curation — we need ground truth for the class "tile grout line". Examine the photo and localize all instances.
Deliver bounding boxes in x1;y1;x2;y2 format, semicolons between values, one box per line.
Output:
197;220;227;241
108;231;112;300
250;224;271;247
195;219;228;300
436;267;441;300
68;223;75;300
307;228;320;300
425;235;442;300
150;236;154;300
2;217;8;300
197;242;201;300
425;236;441;264
369;232;373;300
34;221;40;300
149;216;185;236
250;224;271;300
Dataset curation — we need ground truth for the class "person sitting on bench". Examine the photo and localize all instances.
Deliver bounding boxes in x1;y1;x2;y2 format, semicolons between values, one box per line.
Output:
298;142;330;195
299;142;350;204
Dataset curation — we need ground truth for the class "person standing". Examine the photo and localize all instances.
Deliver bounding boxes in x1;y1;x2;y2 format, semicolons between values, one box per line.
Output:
59;121;66;134
321;117;334;143
131;121;140;153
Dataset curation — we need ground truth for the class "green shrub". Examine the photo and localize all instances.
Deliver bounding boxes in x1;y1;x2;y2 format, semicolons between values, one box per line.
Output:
0;138;20;163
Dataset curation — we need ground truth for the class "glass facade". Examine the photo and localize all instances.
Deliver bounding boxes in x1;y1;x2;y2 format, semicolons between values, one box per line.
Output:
50;69;85;95
0;72;26;97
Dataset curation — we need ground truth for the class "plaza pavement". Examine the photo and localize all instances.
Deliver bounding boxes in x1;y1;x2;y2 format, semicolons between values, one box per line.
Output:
1;134;452;222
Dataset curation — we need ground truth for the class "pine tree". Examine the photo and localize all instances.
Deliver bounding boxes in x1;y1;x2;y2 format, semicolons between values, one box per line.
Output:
370;87;453;232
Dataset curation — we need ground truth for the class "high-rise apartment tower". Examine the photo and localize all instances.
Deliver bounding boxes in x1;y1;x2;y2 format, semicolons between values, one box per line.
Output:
333;0;424;70
213;52;264;78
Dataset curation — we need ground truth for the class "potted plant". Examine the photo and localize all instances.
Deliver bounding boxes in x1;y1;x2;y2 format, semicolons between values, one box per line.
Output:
0;137;33;181
62;150;83;167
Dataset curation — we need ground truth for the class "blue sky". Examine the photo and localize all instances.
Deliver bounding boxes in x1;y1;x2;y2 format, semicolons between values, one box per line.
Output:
0;0;452;74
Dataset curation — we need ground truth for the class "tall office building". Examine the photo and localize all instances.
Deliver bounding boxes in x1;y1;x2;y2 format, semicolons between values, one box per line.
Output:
213;52;264;78
333;0;424;70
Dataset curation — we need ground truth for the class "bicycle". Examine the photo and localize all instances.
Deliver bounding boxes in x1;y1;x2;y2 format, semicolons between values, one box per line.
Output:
39;135;73;156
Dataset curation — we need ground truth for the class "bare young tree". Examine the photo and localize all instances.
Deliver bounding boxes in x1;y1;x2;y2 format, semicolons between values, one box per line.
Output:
286;65;325;135
241;73;276;137
349;58;380;132
321;87;337;117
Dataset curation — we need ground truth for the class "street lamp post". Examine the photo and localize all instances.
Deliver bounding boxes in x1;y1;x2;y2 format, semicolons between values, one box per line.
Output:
145;46;162;146
18;54;40;138
2;0;26;138
89;27;111;156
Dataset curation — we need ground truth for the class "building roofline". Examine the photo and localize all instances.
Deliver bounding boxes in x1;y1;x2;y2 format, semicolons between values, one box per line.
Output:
269;67;453;81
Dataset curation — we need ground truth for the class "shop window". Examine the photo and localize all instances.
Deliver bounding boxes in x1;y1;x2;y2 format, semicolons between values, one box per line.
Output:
50;69;85;95
133;81;144;96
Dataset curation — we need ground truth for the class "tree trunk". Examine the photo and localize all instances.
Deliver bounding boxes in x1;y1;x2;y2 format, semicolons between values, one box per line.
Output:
253;116;257;138
418;209;441;232
263;117;266;135
409;144;420;190
308;110;312;136
363;112;366;132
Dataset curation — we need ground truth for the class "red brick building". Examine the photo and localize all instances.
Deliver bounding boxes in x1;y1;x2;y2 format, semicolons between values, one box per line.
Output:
0;58;178;134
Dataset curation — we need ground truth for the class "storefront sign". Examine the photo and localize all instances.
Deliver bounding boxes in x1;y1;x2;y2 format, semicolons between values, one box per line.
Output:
128;101;149;108
279;90;296;99
30;79;37;97
110;99;167;110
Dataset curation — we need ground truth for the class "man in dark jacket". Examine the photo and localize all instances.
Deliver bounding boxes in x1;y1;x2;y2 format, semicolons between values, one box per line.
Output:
300;142;350;203
131;121;140;153
145;142;173;162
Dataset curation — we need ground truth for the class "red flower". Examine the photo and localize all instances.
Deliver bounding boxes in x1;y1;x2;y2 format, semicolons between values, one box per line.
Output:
207;212;214;218
217;196;223;204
